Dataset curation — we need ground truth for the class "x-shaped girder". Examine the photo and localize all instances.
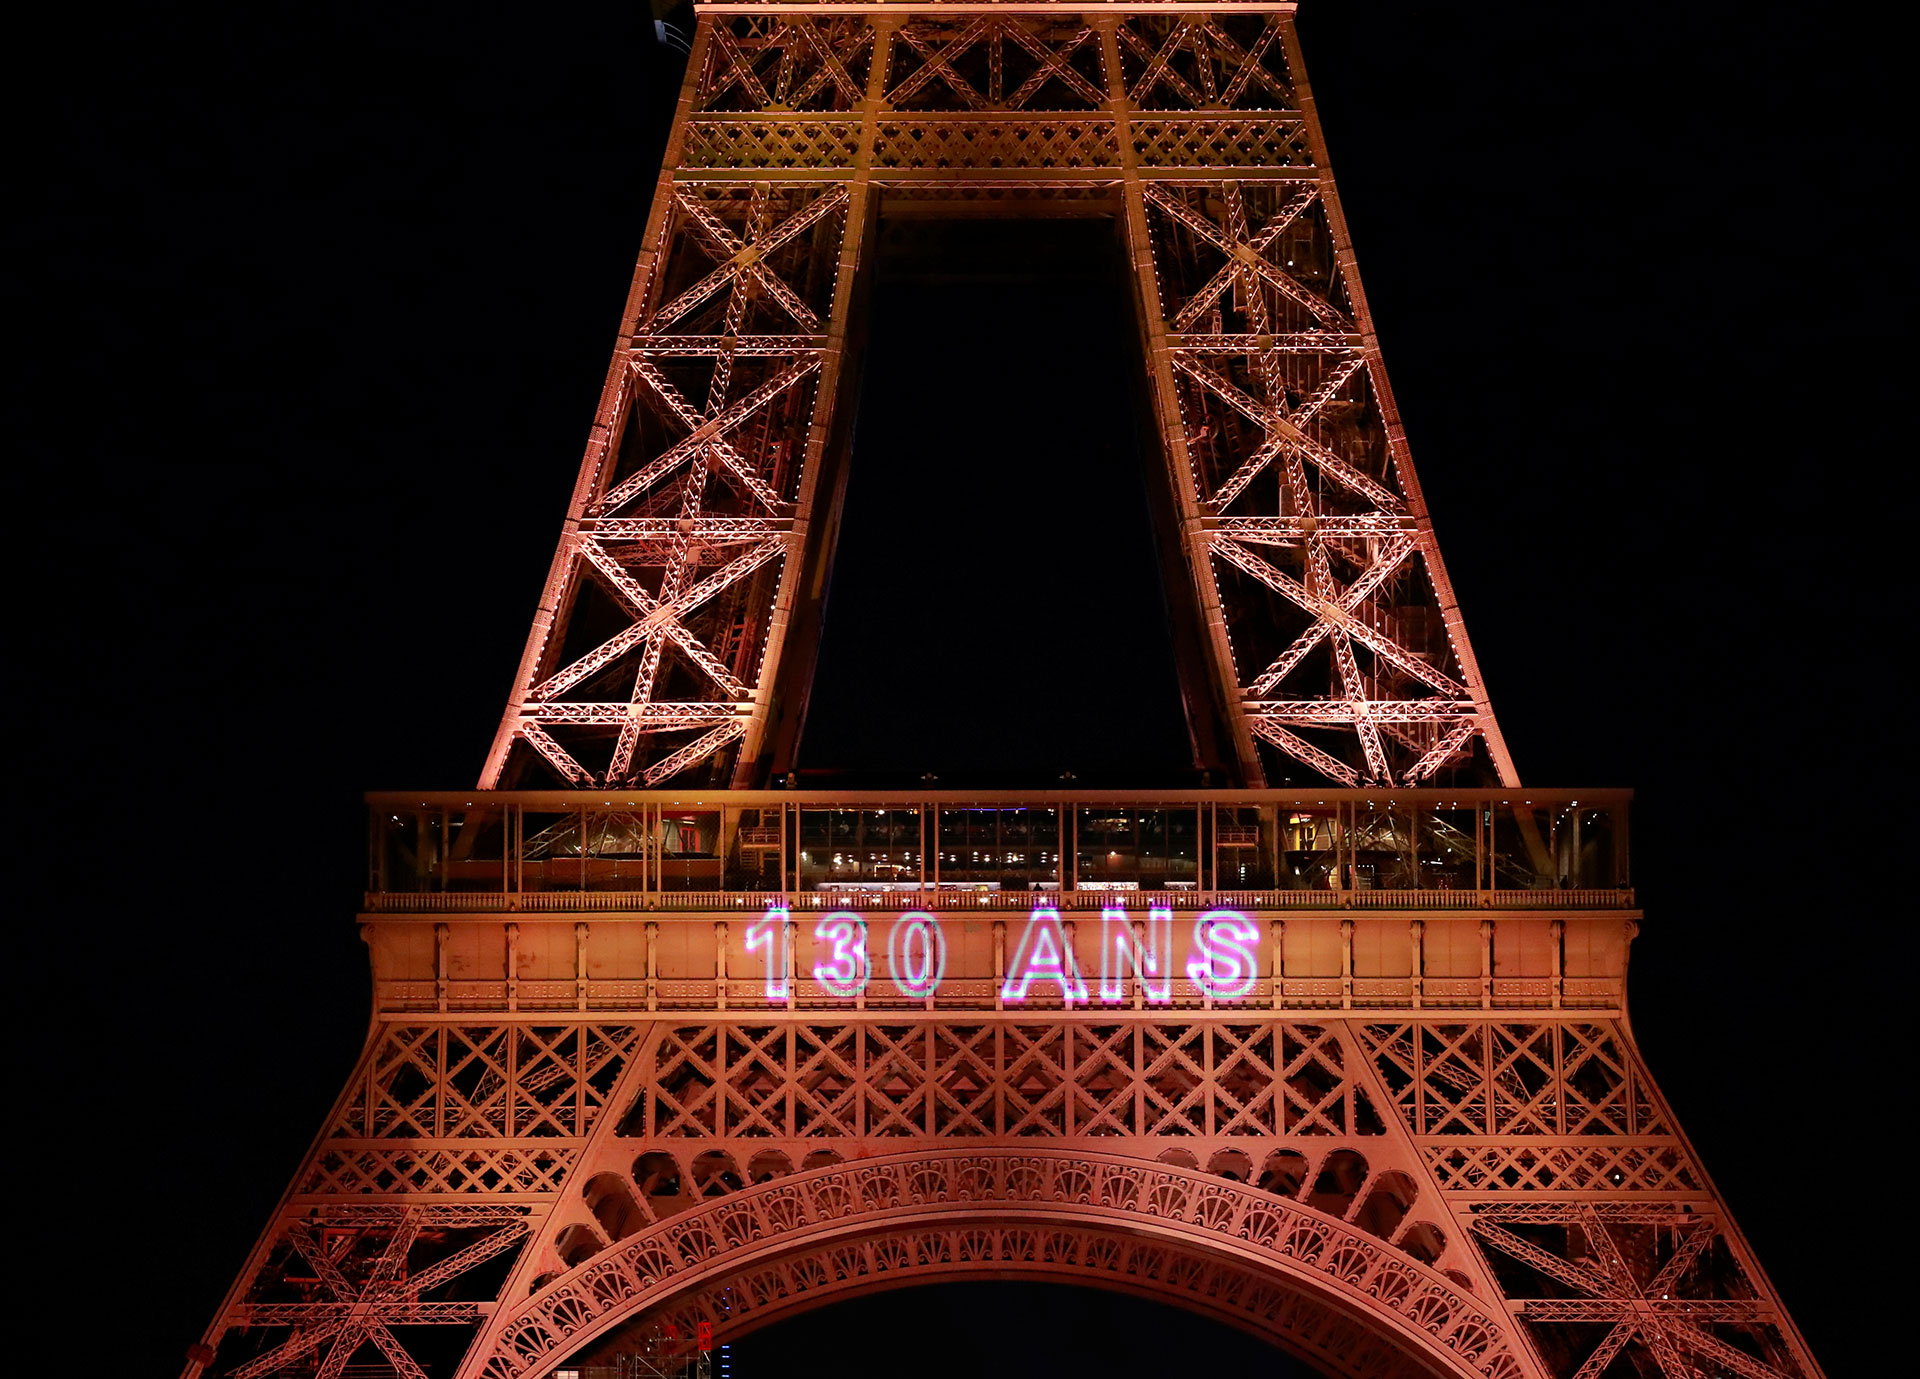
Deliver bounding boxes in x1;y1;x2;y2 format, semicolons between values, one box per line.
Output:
227;1211;526;1379
597;357;814;517
1120;17;1293;109
706;19;870;112
648;186;845;337
1473;1206;1791;1379
889;18;1105;110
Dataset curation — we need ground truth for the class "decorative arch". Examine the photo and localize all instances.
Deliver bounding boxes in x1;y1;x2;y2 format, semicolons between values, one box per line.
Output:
472;1150;1527;1379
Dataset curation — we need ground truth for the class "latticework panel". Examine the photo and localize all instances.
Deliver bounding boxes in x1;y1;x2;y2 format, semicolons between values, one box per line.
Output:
189;1024;645;1379
1470;1203;1813;1379
476;1150;1527;1379
330;1023;641;1141
190;1007;1823;1379
489;178;844;789
187;3;1825;1377
483;8;1515;791
1351;1020;1813;1378
628;1018;1385;1140
1360;1022;1673;1142
557;1017;1477;1317
199;1203;533;1379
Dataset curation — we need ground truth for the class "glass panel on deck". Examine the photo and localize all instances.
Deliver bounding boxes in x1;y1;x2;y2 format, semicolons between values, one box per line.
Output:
937;807;1056;894
1350;800;1415;890
727;806;784;892
1417;807;1478;891
521;810;583;892
1215;804;1275;890
655;809;717;893
1490;804;1561;890
801;808;923;894
1279;806;1338;890
1076;808;1198;894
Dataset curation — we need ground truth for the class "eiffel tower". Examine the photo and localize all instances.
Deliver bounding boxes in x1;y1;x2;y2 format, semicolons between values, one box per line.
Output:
184;5;1824;1378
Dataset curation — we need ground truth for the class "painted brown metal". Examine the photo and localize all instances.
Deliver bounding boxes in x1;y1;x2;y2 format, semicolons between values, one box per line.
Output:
480;1;1514;793
184;8;1823;1379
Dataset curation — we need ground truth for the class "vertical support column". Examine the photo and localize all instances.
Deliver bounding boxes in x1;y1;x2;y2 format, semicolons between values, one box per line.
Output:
717;1013;729;1139
715;920;728;1011
434;922;449;1014
1479;918;1494;1010
504;1006;518;1138
1552;1014;1567;1136
1276;15;1517;789
1098;16;1263;786
1132;918;1148;1011
434;1025;448;1139
1474;797;1485;897
785;915;797;1013
993;919;1007;1012
1270;918;1285;1010
734;15;900;782
1409;918;1423;1010
1340;917;1353;1010
511;803;523;896
1200;914;1214;1011
574;922;590;1012
1550;917;1564;1010
645;921;659;1012
506;922;520;1013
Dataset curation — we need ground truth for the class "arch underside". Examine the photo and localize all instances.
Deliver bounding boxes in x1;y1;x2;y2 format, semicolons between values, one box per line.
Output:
579;1214;1456;1379
476;1150;1524;1379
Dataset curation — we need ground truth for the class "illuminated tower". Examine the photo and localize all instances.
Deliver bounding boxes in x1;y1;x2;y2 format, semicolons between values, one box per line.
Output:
184;6;1824;1379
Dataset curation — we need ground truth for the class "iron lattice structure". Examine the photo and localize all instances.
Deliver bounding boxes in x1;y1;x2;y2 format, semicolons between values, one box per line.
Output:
480;0;1516;793
186;7;1824;1379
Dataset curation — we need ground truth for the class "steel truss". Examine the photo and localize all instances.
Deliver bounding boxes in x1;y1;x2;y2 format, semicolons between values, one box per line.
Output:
186;7;1822;1379
481;2;1517;792
186;1008;1820;1379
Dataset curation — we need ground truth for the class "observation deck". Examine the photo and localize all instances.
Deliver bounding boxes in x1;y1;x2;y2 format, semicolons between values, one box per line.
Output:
364;788;1637;1018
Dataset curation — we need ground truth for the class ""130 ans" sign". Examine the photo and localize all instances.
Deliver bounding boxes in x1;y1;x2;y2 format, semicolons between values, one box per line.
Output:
744;905;1260;1004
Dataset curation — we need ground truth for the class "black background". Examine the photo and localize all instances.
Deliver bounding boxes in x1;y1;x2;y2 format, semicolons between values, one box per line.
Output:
20;0;1901;1372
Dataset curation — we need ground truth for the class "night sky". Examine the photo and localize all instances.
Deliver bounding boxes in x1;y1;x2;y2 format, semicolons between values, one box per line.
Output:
23;1;1900;1373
